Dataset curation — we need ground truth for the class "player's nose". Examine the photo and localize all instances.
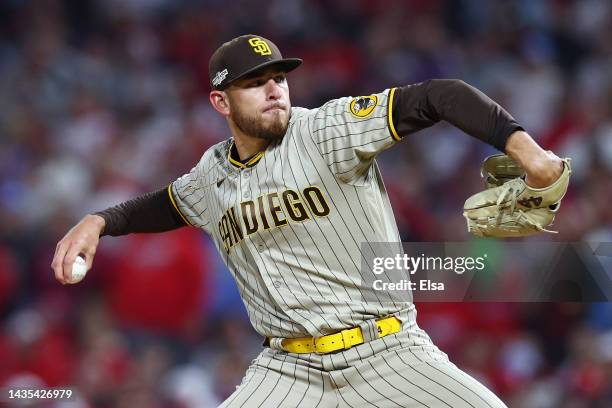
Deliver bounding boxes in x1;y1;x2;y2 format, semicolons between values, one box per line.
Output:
265;78;282;100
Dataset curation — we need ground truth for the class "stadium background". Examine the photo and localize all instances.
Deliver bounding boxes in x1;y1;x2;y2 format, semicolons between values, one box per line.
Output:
0;0;611;406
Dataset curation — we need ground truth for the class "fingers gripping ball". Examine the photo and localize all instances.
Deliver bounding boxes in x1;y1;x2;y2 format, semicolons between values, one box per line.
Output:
68;255;88;284
463;154;572;237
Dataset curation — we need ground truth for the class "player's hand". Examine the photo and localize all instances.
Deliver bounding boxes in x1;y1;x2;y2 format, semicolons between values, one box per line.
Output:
524;150;564;188
505;130;564;188
51;214;105;284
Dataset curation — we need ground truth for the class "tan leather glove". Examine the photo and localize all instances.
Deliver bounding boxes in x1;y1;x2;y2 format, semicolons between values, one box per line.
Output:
463;154;571;237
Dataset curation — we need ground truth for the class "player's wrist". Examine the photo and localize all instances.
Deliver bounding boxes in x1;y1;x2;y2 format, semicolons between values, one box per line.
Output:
85;214;106;236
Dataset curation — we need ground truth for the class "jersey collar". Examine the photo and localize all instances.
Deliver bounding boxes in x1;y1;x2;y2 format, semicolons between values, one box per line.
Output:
227;141;265;169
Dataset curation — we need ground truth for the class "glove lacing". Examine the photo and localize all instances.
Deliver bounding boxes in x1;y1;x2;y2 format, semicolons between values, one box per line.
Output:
496;180;520;217
516;210;557;234
494;180;557;234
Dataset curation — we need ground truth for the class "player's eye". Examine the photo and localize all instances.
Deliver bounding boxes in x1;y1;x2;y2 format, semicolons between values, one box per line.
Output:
247;75;284;87
249;79;265;87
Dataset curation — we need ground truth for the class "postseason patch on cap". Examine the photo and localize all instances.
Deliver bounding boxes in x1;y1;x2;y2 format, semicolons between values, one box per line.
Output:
349;95;378;118
212;69;229;87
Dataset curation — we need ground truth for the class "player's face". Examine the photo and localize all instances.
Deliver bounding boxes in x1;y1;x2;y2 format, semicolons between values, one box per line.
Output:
225;69;291;141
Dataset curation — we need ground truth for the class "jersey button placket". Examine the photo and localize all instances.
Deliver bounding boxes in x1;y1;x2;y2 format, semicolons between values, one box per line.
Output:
241;170;251;199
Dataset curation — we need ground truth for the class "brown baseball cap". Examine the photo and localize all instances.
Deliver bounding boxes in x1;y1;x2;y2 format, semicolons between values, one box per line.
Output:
209;34;302;90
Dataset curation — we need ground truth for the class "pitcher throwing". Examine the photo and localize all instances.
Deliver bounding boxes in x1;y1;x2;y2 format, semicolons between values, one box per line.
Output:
52;35;570;407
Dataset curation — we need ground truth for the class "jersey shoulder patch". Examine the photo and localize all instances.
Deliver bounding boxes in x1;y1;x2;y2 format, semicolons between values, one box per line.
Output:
348;95;378;118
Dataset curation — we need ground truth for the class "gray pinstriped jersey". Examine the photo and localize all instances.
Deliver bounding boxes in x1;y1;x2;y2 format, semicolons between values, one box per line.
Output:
171;88;416;338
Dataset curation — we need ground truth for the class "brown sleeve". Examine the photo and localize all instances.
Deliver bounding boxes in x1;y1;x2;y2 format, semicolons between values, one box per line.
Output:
94;186;188;237
390;79;523;152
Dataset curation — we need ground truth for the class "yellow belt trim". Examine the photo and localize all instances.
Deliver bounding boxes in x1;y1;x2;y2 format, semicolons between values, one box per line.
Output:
280;316;401;354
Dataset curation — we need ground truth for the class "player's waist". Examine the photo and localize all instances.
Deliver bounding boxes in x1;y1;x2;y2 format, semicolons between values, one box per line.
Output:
265;315;402;355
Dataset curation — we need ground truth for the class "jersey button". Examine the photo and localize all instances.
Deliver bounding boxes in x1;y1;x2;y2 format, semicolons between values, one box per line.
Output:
243;190;251;199
243;170;251;178
273;281;282;288
257;243;265;252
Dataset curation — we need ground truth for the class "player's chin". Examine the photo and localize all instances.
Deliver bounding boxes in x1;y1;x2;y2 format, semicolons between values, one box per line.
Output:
263;111;287;127
259;118;288;140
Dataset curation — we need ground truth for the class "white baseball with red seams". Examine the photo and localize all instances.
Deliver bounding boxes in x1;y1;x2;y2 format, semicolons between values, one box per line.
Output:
68;255;87;284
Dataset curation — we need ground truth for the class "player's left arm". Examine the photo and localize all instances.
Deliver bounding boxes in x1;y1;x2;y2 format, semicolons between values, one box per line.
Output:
309;79;561;185
390;79;563;185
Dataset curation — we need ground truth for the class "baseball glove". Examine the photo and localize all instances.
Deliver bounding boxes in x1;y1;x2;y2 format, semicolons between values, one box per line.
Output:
463;153;571;237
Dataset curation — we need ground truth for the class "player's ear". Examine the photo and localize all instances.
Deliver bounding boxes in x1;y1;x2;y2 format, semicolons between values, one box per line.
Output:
209;90;231;116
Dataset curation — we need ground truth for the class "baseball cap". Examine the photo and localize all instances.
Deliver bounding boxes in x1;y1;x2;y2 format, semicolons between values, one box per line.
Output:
209;34;302;90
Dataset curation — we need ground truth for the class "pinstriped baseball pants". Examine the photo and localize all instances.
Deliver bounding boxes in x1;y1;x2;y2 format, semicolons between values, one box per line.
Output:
219;319;507;408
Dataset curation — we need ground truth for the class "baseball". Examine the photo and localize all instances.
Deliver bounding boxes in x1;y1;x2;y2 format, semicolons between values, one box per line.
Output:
67;255;87;284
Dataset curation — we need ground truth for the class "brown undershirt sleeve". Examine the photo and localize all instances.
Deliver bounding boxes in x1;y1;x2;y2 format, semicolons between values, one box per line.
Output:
390;79;523;151
94;186;188;237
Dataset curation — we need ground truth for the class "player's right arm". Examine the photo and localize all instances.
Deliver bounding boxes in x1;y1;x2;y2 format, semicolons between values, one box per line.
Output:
52;158;208;284
51;187;189;284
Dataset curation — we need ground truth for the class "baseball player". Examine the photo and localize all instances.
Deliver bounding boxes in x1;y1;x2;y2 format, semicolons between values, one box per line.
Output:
52;35;568;407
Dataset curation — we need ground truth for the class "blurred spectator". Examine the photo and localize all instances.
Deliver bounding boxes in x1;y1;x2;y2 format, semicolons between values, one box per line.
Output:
0;245;18;314
104;229;211;338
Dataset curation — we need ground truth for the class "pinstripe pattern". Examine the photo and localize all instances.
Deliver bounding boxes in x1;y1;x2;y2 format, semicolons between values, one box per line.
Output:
171;88;506;406
220;326;506;407
171;89;408;338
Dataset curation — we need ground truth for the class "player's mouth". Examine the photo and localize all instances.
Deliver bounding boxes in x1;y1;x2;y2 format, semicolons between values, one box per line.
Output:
263;104;286;114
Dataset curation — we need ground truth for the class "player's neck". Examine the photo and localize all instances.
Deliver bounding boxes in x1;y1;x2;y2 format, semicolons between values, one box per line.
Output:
231;133;271;161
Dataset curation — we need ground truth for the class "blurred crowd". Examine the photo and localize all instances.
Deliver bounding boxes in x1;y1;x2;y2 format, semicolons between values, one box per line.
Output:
0;0;611;407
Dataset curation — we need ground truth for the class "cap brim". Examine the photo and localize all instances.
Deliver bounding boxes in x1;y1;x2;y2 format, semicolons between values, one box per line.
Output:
220;58;303;89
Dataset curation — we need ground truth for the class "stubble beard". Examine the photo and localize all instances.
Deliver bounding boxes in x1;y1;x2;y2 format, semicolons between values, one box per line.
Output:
230;104;290;141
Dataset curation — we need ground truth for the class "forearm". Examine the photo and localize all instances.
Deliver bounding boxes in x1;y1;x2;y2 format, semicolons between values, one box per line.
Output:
95;186;187;236
392;79;522;151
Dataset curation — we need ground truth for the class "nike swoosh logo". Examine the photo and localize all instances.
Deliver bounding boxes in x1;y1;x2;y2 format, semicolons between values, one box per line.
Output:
217;178;225;187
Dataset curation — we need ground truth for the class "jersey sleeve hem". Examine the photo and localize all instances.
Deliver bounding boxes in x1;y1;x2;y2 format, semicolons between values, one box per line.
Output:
167;183;192;226
387;87;402;142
